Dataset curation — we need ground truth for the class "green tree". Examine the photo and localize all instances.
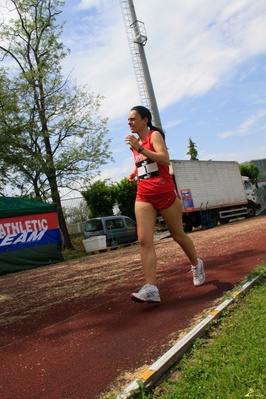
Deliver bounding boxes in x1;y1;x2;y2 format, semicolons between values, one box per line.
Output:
82;180;116;218
239;163;260;183
114;178;137;220
0;1;112;249
258;170;266;182
186;137;198;160
0;71;22;192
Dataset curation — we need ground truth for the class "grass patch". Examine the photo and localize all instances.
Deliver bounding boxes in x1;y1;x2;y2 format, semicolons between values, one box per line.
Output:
147;266;266;399
63;236;87;260
63;247;87;261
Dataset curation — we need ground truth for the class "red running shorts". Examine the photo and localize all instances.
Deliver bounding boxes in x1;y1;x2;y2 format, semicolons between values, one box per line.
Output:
136;190;180;210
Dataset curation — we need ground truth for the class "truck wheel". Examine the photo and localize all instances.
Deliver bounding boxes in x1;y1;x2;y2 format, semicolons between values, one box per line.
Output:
211;211;218;228
219;218;230;225
246;205;255;218
184;224;193;233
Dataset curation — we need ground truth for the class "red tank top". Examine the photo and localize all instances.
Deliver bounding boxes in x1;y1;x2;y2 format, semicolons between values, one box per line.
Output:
132;130;176;196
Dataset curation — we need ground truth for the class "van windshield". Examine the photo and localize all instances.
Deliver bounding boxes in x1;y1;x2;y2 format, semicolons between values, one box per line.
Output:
85;219;103;232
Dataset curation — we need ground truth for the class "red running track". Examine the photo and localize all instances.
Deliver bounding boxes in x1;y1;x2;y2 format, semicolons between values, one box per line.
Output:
0;217;265;399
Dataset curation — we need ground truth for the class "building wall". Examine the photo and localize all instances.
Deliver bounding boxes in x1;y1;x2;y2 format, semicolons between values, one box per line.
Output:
251;158;266;172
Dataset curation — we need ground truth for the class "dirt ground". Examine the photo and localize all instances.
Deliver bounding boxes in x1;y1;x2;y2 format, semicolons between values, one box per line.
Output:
0;216;265;399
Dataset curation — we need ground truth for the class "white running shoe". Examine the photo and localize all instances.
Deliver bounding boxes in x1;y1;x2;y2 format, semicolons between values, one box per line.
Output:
131;284;161;303
191;259;205;286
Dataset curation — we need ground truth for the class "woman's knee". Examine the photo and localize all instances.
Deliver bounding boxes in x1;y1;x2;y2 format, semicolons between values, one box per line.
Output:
138;234;153;247
172;230;187;245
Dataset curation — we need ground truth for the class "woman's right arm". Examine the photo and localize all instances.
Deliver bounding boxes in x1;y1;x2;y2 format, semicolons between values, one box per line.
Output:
128;167;137;183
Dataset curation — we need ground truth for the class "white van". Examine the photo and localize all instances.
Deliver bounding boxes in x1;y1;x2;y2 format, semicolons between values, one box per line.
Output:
84;215;138;246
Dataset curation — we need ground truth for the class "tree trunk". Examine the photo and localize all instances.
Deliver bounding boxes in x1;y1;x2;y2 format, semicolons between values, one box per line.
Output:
47;166;73;250
56;201;73;250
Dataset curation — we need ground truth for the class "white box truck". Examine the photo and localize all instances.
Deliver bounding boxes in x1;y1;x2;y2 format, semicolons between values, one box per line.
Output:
167;160;258;231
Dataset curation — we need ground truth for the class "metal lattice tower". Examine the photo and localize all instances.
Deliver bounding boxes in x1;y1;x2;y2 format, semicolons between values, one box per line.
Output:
119;0;162;128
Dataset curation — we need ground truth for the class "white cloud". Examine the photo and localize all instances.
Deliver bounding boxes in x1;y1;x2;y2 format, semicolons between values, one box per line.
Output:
61;0;266;123
164;119;185;129
99;153;134;182
218;109;266;138
203;143;266;163
77;0;115;11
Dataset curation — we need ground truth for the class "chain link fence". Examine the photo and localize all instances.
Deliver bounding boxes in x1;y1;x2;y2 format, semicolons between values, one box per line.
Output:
61;197;88;237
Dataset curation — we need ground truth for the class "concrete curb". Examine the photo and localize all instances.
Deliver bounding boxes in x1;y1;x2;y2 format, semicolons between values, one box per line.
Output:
116;275;261;399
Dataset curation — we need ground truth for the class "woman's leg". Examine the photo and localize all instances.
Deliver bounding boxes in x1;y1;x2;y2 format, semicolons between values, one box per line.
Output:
135;201;158;286
160;197;198;265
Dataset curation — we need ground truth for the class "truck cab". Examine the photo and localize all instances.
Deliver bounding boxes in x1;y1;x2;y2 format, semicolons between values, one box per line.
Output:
242;176;258;205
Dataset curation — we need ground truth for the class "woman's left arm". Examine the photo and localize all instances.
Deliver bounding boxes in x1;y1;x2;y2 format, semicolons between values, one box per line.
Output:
147;131;170;166
125;131;170;166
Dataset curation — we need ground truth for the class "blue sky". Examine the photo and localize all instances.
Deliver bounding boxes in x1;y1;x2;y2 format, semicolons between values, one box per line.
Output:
39;1;266;192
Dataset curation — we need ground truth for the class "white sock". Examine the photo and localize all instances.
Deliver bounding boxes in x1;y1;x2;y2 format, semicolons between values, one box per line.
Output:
192;260;200;268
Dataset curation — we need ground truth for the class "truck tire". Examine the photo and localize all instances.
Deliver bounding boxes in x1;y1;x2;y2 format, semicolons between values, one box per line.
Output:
184;224;193;233
219;218;230;225
246;205;256;218
211;210;218;228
